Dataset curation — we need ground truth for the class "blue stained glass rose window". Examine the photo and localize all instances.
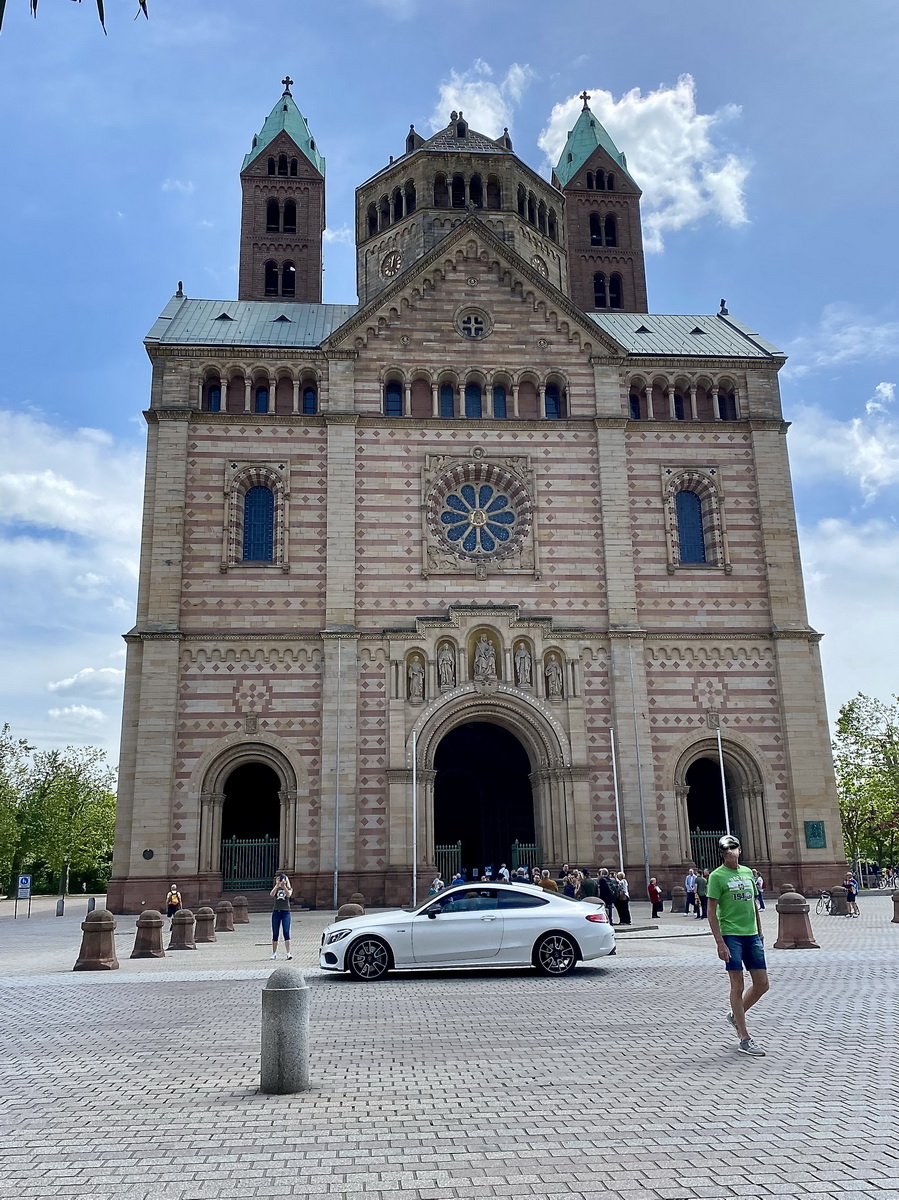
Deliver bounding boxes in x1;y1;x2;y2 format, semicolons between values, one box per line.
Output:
439;482;516;555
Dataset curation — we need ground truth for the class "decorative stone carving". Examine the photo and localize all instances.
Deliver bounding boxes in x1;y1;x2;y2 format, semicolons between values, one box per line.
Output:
437;643;455;688
545;654;564;699
514;642;532;687
408;655;425;702
473;635;498;681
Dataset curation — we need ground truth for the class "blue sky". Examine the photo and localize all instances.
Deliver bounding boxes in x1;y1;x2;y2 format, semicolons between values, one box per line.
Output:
1;0;898;761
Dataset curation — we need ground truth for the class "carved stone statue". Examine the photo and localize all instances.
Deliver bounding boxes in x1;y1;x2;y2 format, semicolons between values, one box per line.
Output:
408;656;425;702
438;642;455;688
514;642;532;686
473;634;497;680
545;653;563;698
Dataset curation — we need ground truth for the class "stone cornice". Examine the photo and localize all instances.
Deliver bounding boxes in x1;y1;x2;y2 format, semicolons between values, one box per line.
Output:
144;408;193;423
146;344;324;362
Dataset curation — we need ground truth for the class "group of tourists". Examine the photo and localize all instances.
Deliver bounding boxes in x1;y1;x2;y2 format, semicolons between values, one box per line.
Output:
428;863;634;924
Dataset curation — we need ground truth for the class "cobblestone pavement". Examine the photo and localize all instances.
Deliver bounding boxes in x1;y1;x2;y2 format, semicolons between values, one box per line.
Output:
1;893;897;1200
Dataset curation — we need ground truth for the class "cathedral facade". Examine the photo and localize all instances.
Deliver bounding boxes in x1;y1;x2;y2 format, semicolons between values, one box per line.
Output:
109;84;843;912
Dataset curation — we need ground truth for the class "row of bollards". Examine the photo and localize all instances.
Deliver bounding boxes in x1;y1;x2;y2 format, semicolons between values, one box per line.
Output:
73;899;247;969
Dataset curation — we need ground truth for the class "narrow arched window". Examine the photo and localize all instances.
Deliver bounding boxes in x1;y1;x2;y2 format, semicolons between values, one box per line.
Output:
277;154;288;176
393;189;403;221
597;170;606;189
606;173;615;191
548;209;558;241
464;382;482;419
289;158;298;176
451;174;466;208
384;381;403;417
283;200;296;234
281;262;296;297
593;272;607;308
589;213;602;245
486;176;501;209
439;383;454;419
609;273;623;309
586;172;594;189
545;383;564;420
676;491;706;563
206;381;221;413
537;201;547;233
517;185;526;216
367;203;378;236
629;393;641;420
404;181;416;214
492;385;507;418
527;193;536;225
254;385;270;414
243;487;275;562
718;391;737;420
434;174;449;207
266;199;280;232
302;384;317;415
469;175;483;208
379;195;390;229
604;215;617;247
264;260;278;296
674;394;685;421
267;157;276;176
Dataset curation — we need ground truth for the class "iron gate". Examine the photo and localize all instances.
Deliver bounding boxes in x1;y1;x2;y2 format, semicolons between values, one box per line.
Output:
220;835;279;889
511;841;542;872
435;841;462;881
689;829;740;870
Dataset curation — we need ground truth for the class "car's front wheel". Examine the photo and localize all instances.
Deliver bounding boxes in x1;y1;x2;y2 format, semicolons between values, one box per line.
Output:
533;932;579;977
346;936;392;981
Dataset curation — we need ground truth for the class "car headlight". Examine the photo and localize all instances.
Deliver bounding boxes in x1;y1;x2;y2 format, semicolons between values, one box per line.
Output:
325;928;352;944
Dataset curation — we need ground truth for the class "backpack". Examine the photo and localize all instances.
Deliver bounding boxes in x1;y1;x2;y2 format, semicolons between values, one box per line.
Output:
607;877;622;898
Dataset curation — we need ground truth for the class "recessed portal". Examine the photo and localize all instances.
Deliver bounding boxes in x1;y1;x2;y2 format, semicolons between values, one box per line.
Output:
434;721;535;875
220;762;280;889
685;757;738;869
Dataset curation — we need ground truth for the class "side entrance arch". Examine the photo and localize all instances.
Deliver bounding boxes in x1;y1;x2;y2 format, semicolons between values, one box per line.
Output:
674;737;770;869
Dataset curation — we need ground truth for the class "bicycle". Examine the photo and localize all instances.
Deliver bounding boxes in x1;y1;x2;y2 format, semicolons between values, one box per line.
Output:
815;890;831;915
876;872;896;890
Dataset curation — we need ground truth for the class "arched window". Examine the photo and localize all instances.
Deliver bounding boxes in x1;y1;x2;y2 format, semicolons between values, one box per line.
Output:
464;382;482;419
596;169;606;189
609;274;623;309
492;385;507;418
277;154;288;177
243;487;275;562
517;185;526;216
302;384;317;415
718;391;738;420
434;174;449;207
548;209;558;241
469;175;483;208
283;200;296;234
367;203;378;236
205;380;222;413
404;181;416;214
379;195;390;229
537;201;547;233
254;385;270;414
606;173;615;191
604;215;617;247
266;199;280;232
281;262;296;297
264;260;278;296
267;157;276;175
676;491;706;563
589;213;602;245
393;189;403;222
586;171;594;189
545;383;565;420
629;393;642;420
486;176;501;209
674;393;685;421
439;383;454;419
289;158;298;176
593;272;607;308
451;174;466;208
384;380;403;417
527;193;536;225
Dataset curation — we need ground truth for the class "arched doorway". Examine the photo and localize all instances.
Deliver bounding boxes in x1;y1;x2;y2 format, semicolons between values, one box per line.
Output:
685;757;736;870
433;721;535;879
220;763;280;889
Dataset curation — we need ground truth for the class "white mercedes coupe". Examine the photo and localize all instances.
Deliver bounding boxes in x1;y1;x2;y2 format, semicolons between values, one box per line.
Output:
319;883;616;980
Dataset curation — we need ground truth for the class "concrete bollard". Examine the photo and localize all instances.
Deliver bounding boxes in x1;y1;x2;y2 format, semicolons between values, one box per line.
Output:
892;891;899;924
773;891;820;950
86;896;96;915
261;967;310;1094
779;883;796;895
168;909;196;950
231;895;250;924
670;885;686;913
56;898;65;917
829;885;849;916
336;903;364;922
73;909;119;971
194;907;217;943
349;892;366;909
215;900;235;932
131;909;166;959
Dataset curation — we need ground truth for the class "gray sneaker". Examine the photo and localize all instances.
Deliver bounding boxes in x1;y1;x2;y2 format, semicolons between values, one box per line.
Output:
738;1038;766;1057
726;1011;737;1032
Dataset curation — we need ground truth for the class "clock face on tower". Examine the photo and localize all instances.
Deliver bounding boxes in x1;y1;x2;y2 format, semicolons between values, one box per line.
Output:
380;250;402;278
531;254;549;278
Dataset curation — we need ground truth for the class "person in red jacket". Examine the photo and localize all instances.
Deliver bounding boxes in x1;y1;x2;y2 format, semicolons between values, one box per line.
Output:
648;877;663;918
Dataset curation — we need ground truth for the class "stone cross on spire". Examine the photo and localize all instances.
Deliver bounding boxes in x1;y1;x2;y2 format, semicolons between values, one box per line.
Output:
282;75;294;96
579;90;591;110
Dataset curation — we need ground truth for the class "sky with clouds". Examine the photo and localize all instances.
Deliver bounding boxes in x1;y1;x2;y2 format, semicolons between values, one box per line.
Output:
0;0;898;763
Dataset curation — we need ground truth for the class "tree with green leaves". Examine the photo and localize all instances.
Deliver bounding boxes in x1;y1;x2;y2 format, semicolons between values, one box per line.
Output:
0;724;34;892
0;0;147;35
833;693;899;870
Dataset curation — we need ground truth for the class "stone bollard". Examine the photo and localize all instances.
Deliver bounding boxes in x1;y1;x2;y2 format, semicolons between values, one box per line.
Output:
336;903;364;922
73;909;119;971
773;891;820;950
168;909;196;950
892;891;899;924
194;907;217;943
780;883;796;895
231;895;250;924
349;892;366;910
215;900;235;932
131;909;165;959
86;896;96;915
670;885;686;913
261;967;310;1094
829;885;849;916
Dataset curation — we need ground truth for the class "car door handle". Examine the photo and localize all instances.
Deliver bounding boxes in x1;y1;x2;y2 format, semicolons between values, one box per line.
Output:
479;915;498;921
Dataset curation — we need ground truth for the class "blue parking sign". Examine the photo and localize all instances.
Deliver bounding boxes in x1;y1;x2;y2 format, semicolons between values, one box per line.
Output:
17;875;31;899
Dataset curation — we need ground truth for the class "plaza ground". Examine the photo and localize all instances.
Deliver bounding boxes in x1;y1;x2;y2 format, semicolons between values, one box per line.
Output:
1;892;897;1200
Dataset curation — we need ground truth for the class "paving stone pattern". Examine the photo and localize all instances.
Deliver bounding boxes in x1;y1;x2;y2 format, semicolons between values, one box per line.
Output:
1;895;897;1200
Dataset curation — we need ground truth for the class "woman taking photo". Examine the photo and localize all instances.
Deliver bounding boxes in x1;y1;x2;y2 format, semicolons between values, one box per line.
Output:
270;872;293;959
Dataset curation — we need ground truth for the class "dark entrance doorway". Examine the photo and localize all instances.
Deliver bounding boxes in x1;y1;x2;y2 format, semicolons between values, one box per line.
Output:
685;757;736;870
434;722;535;877
220;763;280;888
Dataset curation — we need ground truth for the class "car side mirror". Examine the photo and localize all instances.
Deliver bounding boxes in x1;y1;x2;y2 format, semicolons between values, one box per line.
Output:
427;909;438;919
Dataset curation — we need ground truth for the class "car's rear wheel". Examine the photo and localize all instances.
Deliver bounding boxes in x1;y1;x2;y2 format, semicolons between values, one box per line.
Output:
347;936;391;981
533;932;579;977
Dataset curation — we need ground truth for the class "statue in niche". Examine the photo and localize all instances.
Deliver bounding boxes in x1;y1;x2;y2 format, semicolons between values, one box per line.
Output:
473;634;497;680
545;653;564;698
408;656;425;702
514;642;532;687
438;643;455;688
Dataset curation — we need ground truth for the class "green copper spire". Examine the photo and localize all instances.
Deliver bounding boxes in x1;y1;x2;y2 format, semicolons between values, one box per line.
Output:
242;78;326;176
553;91;632;188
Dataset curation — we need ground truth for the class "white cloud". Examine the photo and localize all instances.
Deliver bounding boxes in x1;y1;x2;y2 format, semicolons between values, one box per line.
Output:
162;178;195;194
47;667;126;696
48;705;106;728
787;383;899;501
429;61;534;138
538;75;750;252
323;226;352;244
785;304;899;377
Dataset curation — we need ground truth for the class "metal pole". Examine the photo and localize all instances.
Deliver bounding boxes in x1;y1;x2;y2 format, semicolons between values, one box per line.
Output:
627;639;651;890
716;726;731;835
609;727;625;875
332;637;341;910
411;729;418;906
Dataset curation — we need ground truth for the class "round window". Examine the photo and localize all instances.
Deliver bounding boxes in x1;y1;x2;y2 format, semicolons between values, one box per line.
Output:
427;462;531;561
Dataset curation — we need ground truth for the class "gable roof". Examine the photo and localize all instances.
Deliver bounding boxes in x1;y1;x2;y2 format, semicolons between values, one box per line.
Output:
587;312;784;359
242;91;326;176
145;297;356;348
553;103;635;189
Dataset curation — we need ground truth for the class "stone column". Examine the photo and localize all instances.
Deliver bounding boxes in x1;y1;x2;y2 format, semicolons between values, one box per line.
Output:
689;385;698;421
292;378;300;414
713;387;722;420
278;789;298;873
667;386;677;420
220;378;229;411
537;383;545;418
431;383;439;418
512;383;520;418
244;376;252;413
404;382;412;417
199;792;225;873
646;385;655;420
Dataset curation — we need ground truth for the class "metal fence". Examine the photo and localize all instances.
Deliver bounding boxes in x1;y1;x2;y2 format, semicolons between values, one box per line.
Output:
220;835;279;890
511;841;542;872
689;830;739;871
436;841;462;881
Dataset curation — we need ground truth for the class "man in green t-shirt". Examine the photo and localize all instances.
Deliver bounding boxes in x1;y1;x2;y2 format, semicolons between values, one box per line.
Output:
707;834;769;1057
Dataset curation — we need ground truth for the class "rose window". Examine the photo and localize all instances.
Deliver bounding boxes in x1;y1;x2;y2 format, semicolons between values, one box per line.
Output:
427;461;532;561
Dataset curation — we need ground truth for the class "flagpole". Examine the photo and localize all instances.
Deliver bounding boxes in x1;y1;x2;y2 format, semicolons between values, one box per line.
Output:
610;727;625;875
716;724;731;836
411;729;418;906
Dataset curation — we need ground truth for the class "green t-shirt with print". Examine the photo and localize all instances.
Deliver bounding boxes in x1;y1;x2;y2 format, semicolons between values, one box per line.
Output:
707;864;758;936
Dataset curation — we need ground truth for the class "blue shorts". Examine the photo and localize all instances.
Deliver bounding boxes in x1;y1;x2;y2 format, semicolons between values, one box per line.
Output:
723;933;766;972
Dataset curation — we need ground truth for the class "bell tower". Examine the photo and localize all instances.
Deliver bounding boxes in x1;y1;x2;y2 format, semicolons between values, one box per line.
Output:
238;78;325;303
